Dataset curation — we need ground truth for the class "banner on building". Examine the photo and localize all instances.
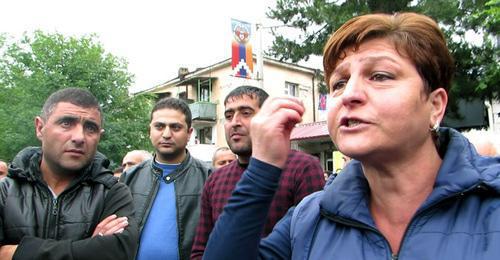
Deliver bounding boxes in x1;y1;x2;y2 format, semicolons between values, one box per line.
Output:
318;94;327;111
231;19;253;79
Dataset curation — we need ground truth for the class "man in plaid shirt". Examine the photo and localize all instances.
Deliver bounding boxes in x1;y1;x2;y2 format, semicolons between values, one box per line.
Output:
191;86;325;259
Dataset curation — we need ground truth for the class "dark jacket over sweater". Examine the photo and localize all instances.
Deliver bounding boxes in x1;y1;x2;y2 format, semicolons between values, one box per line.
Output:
204;128;500;260
0;147;139;260
120;151;211;260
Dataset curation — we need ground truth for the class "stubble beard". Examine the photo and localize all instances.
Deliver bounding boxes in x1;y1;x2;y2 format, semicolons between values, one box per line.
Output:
228;140;252;159
156;146;185;163
42;153;89;178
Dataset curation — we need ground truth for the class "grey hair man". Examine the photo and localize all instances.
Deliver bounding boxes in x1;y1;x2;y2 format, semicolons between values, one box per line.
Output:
121;150;152;173
211;147;237;169
462;130;499;156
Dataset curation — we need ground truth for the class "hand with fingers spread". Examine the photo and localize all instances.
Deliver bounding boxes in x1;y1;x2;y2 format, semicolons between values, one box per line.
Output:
92;214;129;237
250;96;305;168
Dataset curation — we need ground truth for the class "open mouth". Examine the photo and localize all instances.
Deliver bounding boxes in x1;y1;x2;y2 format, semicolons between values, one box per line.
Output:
346;119;361;127
340;117;365;128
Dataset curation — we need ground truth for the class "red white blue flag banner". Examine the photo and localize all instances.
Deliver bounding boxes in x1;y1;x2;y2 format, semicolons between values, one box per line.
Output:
231;19;253;79
318;94;327;111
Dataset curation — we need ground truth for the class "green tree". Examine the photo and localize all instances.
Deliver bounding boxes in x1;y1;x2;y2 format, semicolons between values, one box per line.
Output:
0;31;154;166
267;0;499;104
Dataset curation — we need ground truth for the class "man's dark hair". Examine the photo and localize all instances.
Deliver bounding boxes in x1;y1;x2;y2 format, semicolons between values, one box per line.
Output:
41;88;102;122
224;86;269;108
151;97;192;128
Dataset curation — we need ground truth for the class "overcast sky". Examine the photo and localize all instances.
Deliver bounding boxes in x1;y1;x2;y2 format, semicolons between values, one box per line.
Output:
1;0;322;93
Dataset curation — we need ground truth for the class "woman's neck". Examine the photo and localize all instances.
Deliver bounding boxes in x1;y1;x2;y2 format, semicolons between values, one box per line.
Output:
362;139;443;254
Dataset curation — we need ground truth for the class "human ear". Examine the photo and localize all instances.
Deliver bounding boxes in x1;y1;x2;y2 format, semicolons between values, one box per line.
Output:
429;88;448;127
34;116;45;141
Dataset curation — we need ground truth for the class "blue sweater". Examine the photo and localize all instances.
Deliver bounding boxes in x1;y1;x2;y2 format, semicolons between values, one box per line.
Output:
204;128;500;259
137;162;179;260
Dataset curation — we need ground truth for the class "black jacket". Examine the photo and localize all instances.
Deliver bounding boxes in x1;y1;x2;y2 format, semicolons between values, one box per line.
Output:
0;147;139;260
120;151;211;260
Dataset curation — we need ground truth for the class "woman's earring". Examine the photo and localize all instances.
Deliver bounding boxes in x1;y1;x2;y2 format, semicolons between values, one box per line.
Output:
430;121;440;134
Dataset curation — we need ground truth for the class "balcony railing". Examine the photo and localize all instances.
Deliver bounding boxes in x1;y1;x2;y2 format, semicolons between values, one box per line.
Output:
189;101;217;121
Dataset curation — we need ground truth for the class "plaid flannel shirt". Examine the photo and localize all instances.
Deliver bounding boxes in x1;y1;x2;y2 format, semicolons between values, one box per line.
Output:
191;150;325;259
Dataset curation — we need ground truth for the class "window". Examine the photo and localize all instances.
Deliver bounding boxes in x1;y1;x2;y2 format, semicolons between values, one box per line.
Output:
198;127;213;144
326;159;333;172
198;78;212;102
200;85;210;102
324;150;333;172
285;82;299;97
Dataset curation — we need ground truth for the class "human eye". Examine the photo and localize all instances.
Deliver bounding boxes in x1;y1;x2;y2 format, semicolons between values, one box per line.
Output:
58;118;75;128
61;120;71;128
84;122;99;134
153;123;164;130
241;109;254;117
170;123;183;131
224;112;234;121
370;72;393;82
330;79;347;95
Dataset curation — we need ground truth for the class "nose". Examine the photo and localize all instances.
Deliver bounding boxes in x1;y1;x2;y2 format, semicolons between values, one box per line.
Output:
162;127;172;139
72;125;85;146
229;113;243;127
341;75;366;107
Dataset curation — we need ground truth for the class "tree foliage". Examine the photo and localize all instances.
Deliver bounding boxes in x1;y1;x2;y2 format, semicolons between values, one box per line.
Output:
267;0;500;104
0;31;154;166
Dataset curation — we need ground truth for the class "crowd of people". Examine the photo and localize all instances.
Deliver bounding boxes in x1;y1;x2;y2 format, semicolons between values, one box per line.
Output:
0;11;499;260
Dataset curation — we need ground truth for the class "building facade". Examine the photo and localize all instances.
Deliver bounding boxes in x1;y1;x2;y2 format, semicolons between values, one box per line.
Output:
140;57;500;170
140;57;325;162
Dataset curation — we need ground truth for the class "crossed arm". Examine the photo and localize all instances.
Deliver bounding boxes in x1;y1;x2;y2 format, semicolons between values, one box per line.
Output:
0;215;128;258
1;183;139;260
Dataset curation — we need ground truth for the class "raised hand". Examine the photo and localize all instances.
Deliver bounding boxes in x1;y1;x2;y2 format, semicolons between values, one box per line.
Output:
250;96;305;168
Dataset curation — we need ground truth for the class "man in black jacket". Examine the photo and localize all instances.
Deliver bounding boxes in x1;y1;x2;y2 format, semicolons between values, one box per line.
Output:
0;88;138;259
120;97;211;260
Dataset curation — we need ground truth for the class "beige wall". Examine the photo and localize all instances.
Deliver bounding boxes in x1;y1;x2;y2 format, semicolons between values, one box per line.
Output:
260;62;317;124
151;59;322;148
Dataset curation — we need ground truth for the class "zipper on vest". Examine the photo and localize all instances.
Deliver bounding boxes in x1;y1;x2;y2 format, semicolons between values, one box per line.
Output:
48;197;59;238
52;198;58;215
391;254;398;260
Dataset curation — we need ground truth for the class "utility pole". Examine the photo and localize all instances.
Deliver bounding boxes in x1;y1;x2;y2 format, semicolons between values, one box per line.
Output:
254;23;293;90
255;23;264;89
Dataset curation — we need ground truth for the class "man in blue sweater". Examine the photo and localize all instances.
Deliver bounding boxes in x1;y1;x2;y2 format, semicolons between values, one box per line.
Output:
121;97;211;260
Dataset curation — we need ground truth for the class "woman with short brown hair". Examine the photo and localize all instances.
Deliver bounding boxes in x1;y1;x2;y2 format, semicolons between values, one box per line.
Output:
203;12;500;259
